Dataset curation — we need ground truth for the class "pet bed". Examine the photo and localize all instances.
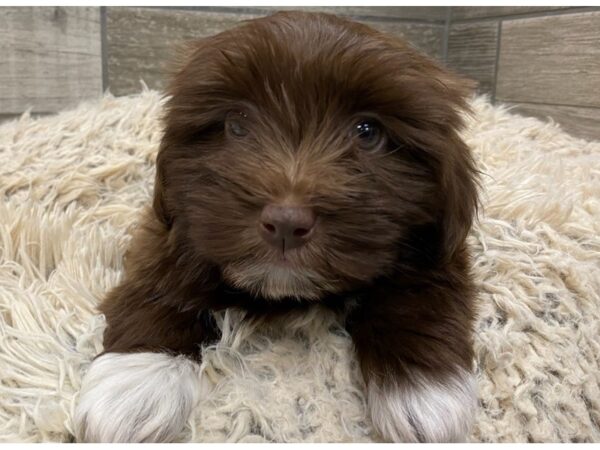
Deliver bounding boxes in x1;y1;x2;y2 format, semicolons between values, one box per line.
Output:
0;89;598;442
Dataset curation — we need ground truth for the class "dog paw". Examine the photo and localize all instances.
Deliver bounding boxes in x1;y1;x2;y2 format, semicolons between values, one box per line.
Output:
74;352;203;442
367;368;477;442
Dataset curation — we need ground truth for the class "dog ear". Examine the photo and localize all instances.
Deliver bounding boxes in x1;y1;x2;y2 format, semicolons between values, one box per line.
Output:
433;70;479;261
439;135;479;261
376;30;478;261
393;46;478;261
152;36;219;228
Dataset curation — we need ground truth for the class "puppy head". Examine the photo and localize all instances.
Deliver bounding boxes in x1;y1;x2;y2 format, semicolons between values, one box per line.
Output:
155;11;477;300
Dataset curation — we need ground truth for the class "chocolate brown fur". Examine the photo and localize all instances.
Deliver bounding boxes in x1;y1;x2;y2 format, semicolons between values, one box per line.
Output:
99;11;478;441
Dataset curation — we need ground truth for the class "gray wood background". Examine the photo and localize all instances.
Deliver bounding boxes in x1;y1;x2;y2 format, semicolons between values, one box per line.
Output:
1;6;599;140
447;6;600;140
0;7;102;118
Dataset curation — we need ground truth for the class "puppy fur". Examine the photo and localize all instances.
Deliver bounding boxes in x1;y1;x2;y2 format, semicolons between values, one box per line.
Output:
74;11;479;442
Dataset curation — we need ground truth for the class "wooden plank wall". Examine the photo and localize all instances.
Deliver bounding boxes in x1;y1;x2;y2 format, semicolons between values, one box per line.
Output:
1;6;599;140
0;7;102;117
105;7;445;96
446;7;600;140
0;6;446;119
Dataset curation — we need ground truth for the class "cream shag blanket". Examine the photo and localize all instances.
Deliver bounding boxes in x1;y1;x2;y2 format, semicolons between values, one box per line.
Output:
0;90;599;443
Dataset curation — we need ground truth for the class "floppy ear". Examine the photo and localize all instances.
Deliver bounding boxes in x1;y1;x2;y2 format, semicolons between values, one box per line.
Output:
151;36;220;228
439;134;479;260
434;70;479;261
377;30;478;261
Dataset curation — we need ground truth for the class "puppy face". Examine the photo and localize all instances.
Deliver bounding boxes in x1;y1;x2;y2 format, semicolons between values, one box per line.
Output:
156;12;477;300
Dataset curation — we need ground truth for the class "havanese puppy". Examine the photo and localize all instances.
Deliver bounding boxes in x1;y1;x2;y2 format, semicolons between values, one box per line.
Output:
74;10;479;443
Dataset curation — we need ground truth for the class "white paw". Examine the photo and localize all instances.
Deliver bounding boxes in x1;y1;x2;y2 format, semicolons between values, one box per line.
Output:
368;368;477;442
74;352;204;442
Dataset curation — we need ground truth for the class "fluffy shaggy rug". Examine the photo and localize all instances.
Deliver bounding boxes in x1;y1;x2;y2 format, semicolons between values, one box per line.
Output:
0;89;598;443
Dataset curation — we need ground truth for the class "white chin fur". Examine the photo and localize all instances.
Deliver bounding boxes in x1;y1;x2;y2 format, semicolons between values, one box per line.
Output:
368;368;477;442
222;261;334;300
74;352;206;443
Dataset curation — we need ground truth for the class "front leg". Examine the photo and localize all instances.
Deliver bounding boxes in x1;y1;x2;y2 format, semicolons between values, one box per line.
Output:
74;214;220;442
75;351;204;443
347;272;478;442
74;285;219;443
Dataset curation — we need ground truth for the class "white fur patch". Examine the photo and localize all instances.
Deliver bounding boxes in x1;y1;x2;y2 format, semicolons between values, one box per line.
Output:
74;352;206;443
368;368;477;442
223;261;335;300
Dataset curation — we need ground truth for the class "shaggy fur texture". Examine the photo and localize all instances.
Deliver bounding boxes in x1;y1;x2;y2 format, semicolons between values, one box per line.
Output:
0;90;598;442
84;12;479;443
74;352;204;442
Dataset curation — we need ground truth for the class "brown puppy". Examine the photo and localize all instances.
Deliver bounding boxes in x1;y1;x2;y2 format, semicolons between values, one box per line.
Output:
74;11;479;443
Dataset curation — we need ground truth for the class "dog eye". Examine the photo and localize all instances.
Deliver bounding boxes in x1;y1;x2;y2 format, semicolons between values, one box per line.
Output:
353;120;385;150
225;111;249;138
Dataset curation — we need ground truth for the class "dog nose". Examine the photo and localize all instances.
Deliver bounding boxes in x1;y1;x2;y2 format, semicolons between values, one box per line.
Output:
259;204;316;251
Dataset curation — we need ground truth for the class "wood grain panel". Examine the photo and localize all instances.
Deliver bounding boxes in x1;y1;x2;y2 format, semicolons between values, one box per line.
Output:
447;21;499;93
496;12;600;107
365;22;443;60
106;8;444;96
0;7;102;115
260;6;447;21
106;7;260;96
451;7;569;20
507;102;600;141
